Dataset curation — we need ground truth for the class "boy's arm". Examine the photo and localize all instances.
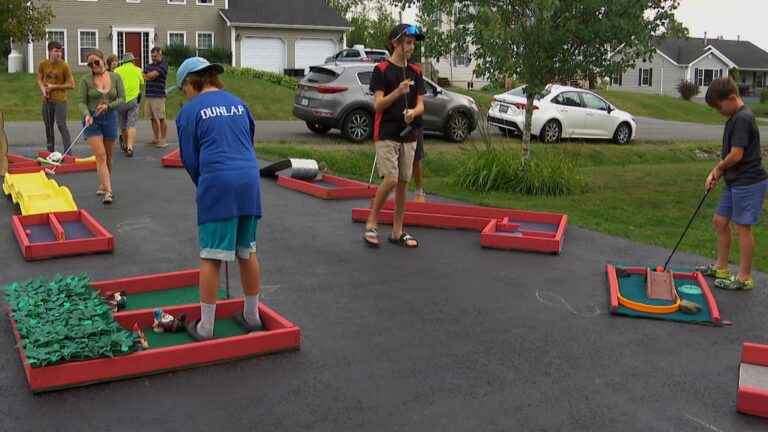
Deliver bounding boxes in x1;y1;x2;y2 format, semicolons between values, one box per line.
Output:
373;80;411;112
37;69;48;98
710;147;744;180
177;115;200;186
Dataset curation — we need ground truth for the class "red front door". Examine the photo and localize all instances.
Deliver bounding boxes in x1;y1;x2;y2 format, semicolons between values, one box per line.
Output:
124;33;142;68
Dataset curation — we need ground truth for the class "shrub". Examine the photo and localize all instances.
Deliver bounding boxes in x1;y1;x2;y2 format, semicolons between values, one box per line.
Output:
677;80;700;101
761;87;768;104
224;66;299;90
163;43;195;68
455;143;589;196
206;45;232;65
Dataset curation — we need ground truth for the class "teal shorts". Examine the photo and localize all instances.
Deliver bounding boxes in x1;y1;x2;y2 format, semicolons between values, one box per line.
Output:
199;216;259;261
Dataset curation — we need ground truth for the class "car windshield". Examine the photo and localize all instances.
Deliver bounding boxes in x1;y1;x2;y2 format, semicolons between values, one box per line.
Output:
506;86;550;100
304;67;339;84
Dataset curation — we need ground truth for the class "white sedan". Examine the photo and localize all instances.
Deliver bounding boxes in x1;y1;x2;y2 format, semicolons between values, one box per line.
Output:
487;85;636;144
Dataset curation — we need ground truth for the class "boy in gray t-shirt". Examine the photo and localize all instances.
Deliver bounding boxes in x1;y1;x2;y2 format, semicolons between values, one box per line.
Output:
697;77;768;290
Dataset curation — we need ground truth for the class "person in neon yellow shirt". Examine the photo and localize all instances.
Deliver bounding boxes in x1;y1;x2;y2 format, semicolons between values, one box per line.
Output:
114;52;145;157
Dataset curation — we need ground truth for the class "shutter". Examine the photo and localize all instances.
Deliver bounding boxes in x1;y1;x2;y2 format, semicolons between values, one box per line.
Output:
638;69;642;86
719;68;723;79
694;68;699;85
619;73;622;86
649;69;653;87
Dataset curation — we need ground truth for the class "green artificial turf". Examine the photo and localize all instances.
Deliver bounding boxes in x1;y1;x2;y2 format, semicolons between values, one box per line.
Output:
123;285;228;312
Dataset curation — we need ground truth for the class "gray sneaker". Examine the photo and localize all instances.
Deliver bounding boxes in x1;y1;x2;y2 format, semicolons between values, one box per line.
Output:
96;184;106;195
102;191;113;204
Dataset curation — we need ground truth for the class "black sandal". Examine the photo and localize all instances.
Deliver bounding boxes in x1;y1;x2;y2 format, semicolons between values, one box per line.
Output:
364;227;380;247
388;232;418;248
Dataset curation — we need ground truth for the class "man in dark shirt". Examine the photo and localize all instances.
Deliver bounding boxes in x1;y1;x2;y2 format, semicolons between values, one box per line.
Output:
143;47;168;147
699;77;768;290
363;24;425;248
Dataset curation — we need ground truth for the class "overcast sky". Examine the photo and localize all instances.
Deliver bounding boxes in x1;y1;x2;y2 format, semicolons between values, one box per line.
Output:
674;0;768;51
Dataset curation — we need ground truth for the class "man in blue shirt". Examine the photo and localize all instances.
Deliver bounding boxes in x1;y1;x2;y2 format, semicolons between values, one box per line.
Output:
143;47;168;147
171;57;264;341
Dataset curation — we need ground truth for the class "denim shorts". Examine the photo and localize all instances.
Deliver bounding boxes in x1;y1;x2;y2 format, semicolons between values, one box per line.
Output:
716;179;768;225
199;216;259;261
83;109;119;140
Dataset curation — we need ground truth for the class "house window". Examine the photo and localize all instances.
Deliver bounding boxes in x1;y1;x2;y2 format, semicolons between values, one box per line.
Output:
695;68;723;86
78;30;98;65
126;0;139;3
46;30;66;61
196;32;213;57
430;11;441;29
168;32;186;46
453;45;469;67
197;0;213;4
168;0;185;3
757;72;765;88
610;73;621;86
639;68;651;86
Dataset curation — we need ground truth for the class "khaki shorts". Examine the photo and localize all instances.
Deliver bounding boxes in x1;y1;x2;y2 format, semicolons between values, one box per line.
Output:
376;140;416;181
145;97;166;120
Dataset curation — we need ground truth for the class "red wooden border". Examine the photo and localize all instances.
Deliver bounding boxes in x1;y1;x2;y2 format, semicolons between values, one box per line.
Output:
11;210;114;260
277;174;377;200
8;299;300;393
90;268;200;295
737;343;768;418
352;200;567;254
161;148;183;167
605;264;720;323
8;151;97;174
48;213;65;241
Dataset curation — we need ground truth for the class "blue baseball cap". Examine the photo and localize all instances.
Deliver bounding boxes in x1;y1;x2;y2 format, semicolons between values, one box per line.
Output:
166;57;224;94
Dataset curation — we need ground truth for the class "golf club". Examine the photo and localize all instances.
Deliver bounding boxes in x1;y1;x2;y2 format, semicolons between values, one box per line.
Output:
398;33;412;138
662;188;712;271
44;122;89;175
368;153;378;187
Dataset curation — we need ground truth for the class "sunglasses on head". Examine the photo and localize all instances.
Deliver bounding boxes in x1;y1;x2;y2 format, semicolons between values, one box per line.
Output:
396;25;422;40
87;59;101;67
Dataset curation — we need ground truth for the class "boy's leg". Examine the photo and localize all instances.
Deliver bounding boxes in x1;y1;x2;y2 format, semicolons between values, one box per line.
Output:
392;179;409;238
391;141;417;246
713;214;732;270
366;140;400;242
413;126;426;202
235;216;263;328
42;102;54;152
734;223;754;281
54;102;71;152
197;258;222;338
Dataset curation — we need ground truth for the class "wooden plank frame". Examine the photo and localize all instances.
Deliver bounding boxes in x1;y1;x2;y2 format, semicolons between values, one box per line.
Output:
738;342;768;418
8;151;97;174
276;174;378;200
161;148;183;167
604;263;721;323
11;210;114;260
7;269;301;393
352;200;567;254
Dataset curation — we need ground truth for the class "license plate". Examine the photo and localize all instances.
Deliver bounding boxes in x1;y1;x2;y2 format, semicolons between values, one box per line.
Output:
301;98;309;106
499;105;508;113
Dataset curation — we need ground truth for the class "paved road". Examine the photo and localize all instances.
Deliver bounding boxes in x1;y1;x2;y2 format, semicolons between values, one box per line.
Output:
4;117;767;146
0;145;766;431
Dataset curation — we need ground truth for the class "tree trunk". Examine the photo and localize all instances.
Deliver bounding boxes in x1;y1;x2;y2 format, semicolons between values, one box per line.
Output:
588;70;596;89
522;94;534;161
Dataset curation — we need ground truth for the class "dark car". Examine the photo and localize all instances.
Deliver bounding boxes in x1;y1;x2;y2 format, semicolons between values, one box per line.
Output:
292;63;479;143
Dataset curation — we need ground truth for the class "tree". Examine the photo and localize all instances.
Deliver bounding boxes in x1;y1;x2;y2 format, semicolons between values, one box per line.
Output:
1;0;54;55
325;0;365;17
393;0;686;160
347;2;398;50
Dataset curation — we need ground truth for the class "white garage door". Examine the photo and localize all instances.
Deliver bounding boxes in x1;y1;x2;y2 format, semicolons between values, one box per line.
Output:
295;38;337;74
241;37;285;73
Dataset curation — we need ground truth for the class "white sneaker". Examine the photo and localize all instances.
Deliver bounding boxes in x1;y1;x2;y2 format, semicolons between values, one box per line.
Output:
102;191;113;204
96;185;106;196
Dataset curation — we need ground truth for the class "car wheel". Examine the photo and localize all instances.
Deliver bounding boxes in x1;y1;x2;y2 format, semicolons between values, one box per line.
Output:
539;119;561;143
613;122;632;145
341;109;372;143
306;121;332;134
444;112;470;142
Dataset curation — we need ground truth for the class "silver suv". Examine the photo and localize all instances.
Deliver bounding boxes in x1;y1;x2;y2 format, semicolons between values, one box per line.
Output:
325;48;390;64
292;63;479;143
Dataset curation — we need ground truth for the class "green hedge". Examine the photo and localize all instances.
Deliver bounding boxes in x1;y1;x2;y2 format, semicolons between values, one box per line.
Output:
224;66;299;90
3;275;135;367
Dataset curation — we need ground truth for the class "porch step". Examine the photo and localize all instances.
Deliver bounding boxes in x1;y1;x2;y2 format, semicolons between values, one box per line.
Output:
437;77;451;87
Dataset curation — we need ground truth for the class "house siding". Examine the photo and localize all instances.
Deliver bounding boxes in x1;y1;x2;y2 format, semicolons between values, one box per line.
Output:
232;27;343;69
33;0;226;71
609;53;685;97
690;55;730;96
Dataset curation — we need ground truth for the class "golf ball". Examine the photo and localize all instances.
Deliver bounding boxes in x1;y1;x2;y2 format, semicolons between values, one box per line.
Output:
656;266;664;272
25;229;31;235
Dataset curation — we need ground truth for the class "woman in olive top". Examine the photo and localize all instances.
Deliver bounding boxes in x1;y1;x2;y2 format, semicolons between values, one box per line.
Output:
78;49;125;204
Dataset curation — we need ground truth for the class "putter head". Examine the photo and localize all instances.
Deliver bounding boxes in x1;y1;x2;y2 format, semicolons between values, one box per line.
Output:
44;167;56;175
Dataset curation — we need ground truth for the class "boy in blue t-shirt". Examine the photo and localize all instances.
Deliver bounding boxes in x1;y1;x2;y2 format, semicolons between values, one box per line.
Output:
698;77;768;290
170;57;264;340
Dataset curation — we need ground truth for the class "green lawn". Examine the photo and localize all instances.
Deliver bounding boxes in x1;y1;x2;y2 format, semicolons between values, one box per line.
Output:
593;89;726;124
255;138;768;272
0;70;296;121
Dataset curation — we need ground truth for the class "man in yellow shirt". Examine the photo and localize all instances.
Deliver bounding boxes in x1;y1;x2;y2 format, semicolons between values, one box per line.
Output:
114;52;145;157
37;41;75;153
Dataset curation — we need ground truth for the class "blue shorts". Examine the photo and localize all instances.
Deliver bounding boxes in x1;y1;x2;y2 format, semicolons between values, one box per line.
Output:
199;216;259;261
716;179;768;225
83;109;119;140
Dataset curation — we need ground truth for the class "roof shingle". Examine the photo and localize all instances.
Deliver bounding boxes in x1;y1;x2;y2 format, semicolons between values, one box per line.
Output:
221;0;351;29
657;37;768;69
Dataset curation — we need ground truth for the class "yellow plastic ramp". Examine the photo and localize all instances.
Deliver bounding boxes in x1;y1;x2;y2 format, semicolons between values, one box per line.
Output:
2;171;77;215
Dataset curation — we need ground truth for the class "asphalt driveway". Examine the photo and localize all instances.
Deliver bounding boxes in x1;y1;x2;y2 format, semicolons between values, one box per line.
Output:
0;143;766;431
